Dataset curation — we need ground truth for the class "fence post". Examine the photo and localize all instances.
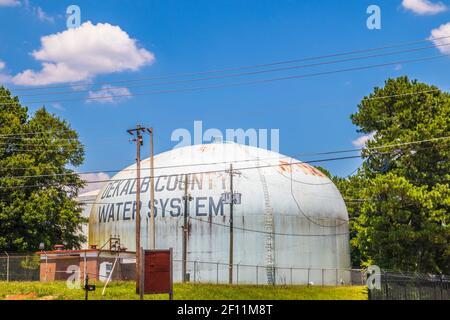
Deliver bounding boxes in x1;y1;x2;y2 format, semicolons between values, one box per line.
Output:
307;268;310;285
194;261;197;283
45;253;48;282
216;263;219;285
384;271;389;300
256;266;258;285
4;252;10;282
336;269;338;286
236;264;239;285
404;279;408;300
273;266;276;286
290;268;293;285
360;269;364;285
322;269;324;286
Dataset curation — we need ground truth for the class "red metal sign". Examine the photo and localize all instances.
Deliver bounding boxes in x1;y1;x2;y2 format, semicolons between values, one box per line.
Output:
142;249;173;299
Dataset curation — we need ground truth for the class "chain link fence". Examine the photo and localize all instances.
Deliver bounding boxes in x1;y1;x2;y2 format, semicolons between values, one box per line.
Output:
0;253;40;281
177;260;366;286
0;252;366;286
2;253;450;300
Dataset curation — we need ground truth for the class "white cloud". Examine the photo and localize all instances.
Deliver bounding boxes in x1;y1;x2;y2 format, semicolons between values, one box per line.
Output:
0;60;5;70
35;6;54;23
0;0;21;7
79;172;110;194
402;0;447;15
87;85;132;104
352;132;376;148
430;22;450;55
12;21;155;86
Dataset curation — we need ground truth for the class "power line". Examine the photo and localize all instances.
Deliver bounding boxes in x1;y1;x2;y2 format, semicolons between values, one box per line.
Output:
1;140;448;190
0;54;445;106
0;142;82;147
287;152;406;226
4;34;450;93
0;155;364;190
1;86;447;112
0;132;78;138
4;41;450;100
75;200;350;237
287;157;349;228
0;144;360;173
277;159;365;186
189;216;349;237
1;135;449;180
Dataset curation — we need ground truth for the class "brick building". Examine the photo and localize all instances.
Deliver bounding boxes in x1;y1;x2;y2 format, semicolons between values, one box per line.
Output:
38;247;136;282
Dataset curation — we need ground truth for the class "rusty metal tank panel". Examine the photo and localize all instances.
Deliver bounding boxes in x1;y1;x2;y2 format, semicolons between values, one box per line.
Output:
89;143;351;285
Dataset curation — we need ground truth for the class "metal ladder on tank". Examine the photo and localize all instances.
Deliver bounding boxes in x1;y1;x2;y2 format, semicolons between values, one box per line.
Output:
257;167;276;285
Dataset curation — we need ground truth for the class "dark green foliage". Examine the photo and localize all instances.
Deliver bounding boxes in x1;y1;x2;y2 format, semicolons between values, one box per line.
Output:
337;77;450;273
0;87;86;252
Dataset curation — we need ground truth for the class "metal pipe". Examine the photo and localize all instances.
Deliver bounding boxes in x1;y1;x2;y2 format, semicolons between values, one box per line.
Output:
182;174;189;283
228;164;234;284
149;128;155;250
83;252;87;287
41;250;48;282
102;253;119;296
127;125;144;298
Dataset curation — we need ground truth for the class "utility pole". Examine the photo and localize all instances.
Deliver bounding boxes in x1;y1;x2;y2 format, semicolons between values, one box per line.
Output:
147;128;155;250
182;174;192;282
127;124;146;299
228;164;234;284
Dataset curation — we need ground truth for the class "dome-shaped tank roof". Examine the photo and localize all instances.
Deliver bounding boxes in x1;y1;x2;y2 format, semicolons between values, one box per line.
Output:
90;142;348;247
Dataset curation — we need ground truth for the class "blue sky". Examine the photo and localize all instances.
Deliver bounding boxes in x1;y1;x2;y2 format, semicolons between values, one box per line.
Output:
1;0;450;189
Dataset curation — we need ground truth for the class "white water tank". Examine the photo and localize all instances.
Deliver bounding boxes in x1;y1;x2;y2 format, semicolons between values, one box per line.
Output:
89;143;350;285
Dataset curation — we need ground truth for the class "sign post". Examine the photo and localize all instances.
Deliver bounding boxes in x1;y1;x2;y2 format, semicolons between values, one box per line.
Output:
142;248;173;300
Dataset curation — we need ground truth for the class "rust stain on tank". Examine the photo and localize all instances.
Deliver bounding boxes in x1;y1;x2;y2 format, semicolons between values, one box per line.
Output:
278;160;293;173
278;160;326;177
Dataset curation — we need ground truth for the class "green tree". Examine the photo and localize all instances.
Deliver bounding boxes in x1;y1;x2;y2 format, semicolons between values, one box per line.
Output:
341;76;450;273
0;87;86;252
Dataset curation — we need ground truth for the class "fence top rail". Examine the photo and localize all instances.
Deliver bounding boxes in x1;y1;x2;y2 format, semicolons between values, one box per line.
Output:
382;271;450;281
2;254;449;281
173;259;367;272
0;253;40;257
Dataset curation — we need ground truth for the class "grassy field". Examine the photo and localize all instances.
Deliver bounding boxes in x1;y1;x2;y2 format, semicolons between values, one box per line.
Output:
0;281;367;300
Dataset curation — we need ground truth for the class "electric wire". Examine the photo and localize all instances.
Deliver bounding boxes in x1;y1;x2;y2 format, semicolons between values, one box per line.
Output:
0;136;449;181
4;34;450;93
3;41;450;99
0;54;445;106
77;201;350;238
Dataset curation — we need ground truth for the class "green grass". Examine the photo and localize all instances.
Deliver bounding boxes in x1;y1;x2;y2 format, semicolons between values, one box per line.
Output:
0;281;367;300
